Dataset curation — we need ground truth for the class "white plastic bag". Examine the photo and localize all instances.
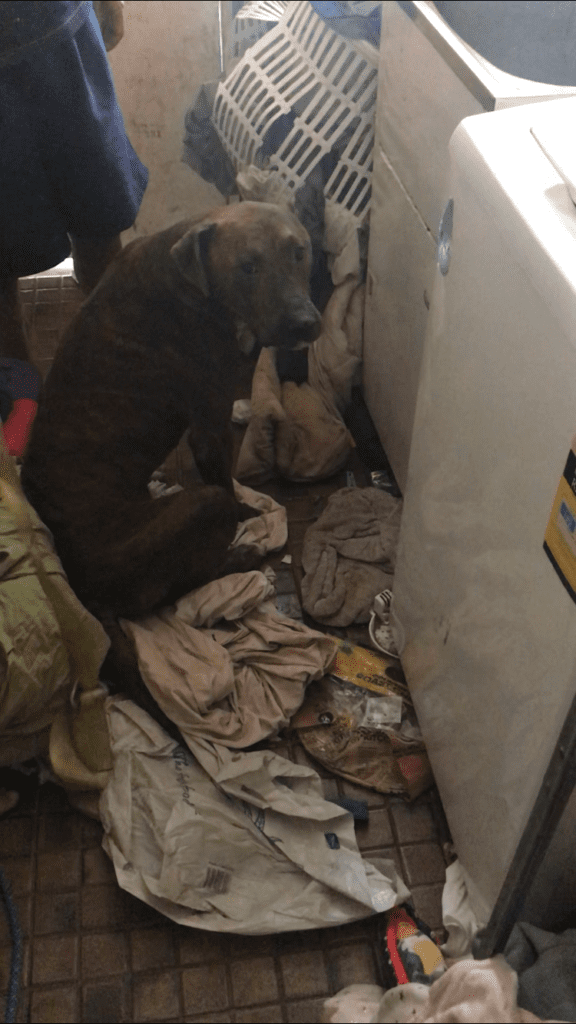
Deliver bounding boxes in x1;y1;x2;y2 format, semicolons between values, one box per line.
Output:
101;698;411;934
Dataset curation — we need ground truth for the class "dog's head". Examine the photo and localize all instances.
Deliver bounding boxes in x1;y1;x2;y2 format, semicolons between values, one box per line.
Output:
170;202;321;348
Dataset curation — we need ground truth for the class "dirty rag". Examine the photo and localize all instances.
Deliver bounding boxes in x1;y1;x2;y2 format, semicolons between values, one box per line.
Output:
301;487;403;626
232;479;288;553
321;985;385;1023
236;278;363;484
120;566;336;761
322;958;568;1023
441;858;481;959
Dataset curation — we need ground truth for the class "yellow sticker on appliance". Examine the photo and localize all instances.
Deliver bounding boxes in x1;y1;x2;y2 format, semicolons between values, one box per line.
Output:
544;439;576;602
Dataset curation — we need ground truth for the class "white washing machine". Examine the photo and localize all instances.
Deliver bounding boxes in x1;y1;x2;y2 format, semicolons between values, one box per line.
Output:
393;95;576;928
363;1;576;494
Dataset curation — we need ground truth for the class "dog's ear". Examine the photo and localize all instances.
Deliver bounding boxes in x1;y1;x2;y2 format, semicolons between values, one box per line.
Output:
170;222;217;296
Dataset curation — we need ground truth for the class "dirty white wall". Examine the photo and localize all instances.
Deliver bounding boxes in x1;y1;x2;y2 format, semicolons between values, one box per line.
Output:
107;1;225;237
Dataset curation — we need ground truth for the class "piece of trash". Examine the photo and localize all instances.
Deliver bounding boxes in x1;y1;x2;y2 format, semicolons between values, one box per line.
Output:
371;471;392;489
148;480;184;499
379;905;447;989
292;641;434;800
276;593;303;621
441;860;480;959
362;695;403;729
346;471;357;487
329;797;369;823
371;470;401;497
369;589;401;659
281;554;293;565
103;699;411;935
231;399;252;425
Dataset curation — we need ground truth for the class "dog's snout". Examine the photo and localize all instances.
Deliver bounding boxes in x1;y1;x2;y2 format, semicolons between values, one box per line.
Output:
287;299;322;342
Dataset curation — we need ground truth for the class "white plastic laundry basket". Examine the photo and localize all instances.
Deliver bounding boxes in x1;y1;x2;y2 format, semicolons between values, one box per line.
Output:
237;1;288;21
214;0;378;219
228;2;289;71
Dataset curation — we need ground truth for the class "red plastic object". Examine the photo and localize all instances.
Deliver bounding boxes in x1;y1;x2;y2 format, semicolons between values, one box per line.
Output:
3;399;38;457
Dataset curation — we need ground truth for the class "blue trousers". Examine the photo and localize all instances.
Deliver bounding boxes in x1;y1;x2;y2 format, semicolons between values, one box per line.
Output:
0;4;148;276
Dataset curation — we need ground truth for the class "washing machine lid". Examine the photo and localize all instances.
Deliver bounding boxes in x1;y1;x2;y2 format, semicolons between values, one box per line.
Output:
531;117;576;206
450;96;576;328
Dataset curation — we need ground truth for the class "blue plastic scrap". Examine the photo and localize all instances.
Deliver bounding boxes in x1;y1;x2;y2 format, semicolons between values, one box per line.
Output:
309;1;382;45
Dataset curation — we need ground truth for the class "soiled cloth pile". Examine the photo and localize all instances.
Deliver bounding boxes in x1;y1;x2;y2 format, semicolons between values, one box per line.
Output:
119;567;337;760
321;958;569;1023
96;480;411;932
102;561;411;933
235;275;363;483
301;486;403;627
0;459;412;932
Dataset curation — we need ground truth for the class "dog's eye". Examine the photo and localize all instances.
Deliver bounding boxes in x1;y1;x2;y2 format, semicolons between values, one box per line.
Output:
294;247;305;263
241;261;257;276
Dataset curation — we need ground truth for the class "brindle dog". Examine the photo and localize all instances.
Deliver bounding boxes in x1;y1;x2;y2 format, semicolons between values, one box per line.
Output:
22;202;321;732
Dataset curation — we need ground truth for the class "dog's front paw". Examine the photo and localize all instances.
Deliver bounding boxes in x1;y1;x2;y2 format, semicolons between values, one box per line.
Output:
237;501;262;522
219;543;264;576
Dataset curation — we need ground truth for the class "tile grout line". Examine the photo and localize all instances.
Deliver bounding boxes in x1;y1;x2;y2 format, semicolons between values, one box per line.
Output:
223;950;236;1024
271;946;288;1024
171;928;185;1024
125;902;135;1024
27;780;42;1023
75;804;84;1024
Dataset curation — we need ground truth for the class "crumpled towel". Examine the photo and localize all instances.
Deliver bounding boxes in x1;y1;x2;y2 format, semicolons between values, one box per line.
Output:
236;279;362;484
322;959;567;1023
301;487;403;627
120;568;337;760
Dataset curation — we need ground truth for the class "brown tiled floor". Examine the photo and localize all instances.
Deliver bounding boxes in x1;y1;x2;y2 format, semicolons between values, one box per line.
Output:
0;272;452;1023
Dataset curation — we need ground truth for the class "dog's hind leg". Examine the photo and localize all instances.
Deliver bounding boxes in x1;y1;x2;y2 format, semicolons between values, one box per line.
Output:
79;483;263;741
100;618;185;745
74;483;263;621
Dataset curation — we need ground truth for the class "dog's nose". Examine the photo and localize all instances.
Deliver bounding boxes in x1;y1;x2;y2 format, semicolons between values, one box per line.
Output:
288;299;322;342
